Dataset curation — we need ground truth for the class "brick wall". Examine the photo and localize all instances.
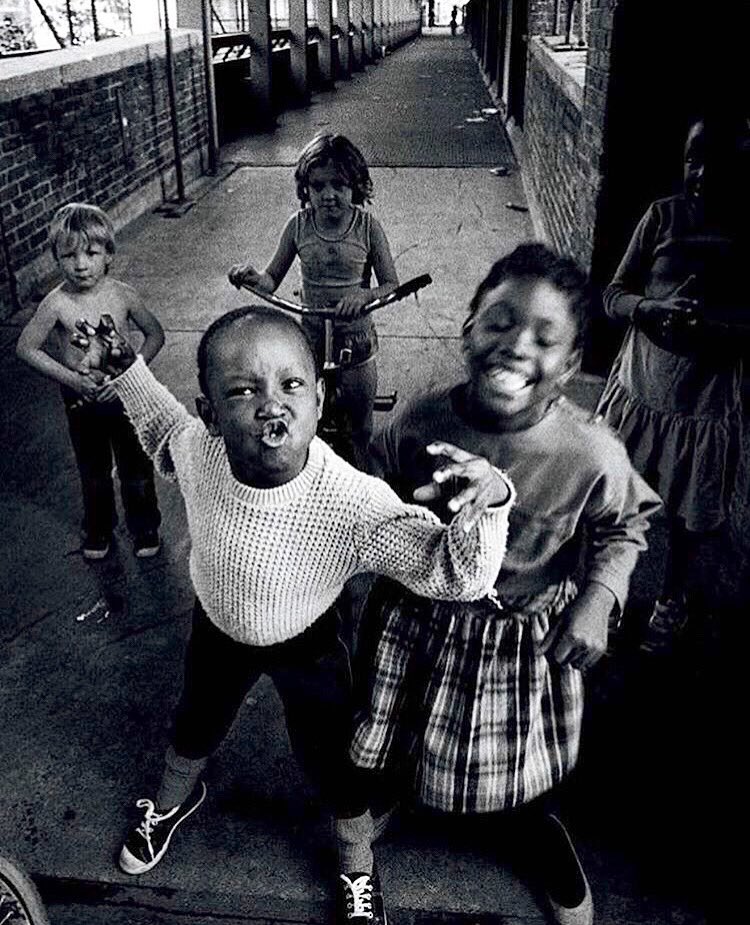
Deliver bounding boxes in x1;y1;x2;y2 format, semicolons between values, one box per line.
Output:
528;0;556;35
521;0;614;270
523;40;586;261
0;31;208;319
576;0;615;266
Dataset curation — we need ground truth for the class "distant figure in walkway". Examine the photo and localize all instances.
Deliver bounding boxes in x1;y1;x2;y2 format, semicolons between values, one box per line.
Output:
352;244;661;925
450;5;458;35
229;133;399;470
70;305;513;925
596;113;750;653
16;203;163;561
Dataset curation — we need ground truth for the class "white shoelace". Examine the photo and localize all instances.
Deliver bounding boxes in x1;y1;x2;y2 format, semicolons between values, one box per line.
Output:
134;798;178;856
340;874;374;919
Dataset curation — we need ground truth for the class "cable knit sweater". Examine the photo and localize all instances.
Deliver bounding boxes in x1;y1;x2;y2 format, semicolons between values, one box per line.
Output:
112;358;514;646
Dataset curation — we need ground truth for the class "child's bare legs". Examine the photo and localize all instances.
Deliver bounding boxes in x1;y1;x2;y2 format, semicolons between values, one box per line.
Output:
643;518;711;652
663;519;704;602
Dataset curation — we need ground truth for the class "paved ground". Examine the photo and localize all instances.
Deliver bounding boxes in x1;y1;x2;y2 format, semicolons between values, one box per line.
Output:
223;34;514;168
0;31;740;925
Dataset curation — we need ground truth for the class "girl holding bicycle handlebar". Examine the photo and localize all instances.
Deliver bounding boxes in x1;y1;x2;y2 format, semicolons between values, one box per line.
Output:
229;133;399;469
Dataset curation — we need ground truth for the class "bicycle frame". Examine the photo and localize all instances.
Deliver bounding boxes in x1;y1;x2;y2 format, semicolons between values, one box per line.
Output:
240;274;432;371
239;273;432;457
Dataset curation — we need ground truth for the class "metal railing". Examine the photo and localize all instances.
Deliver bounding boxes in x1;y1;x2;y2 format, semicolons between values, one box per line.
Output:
0;0;134;54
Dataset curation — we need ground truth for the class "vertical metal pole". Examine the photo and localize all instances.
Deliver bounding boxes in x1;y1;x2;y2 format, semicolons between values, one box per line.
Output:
31;0;65;47
162;0;186;201
202;0;220;173
90;0;100;40
65;0;75;44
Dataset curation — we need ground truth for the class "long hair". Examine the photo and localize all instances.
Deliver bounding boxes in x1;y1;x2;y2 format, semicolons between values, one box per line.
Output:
294;133;374;206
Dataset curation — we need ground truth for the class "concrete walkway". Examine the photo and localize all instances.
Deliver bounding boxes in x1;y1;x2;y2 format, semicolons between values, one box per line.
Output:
0;33;721;925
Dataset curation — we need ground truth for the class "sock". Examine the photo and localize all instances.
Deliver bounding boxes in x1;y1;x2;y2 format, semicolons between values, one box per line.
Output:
335;811;375;874
155;745;207;812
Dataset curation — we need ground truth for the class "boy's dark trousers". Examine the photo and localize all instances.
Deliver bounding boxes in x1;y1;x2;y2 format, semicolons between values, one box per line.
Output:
62;389;161;540
170;599;370;818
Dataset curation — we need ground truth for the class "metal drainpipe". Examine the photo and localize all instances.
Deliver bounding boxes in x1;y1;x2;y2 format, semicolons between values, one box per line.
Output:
90;0;100;41
162;0;186;202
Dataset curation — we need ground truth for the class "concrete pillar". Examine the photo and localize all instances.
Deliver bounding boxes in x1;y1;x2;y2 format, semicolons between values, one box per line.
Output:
317;0;335;86
248;0;273;124
336;0;351;76
175;0;201;28
350;0;364;68
372;0;382;53
363;0;375;60
289;0;310;100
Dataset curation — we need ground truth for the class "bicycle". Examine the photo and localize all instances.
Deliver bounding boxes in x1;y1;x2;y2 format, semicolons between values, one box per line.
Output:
239;274;432;458
0;849;49;925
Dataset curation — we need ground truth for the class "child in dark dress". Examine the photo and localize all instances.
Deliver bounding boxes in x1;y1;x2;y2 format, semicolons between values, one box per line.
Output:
596;114;750;650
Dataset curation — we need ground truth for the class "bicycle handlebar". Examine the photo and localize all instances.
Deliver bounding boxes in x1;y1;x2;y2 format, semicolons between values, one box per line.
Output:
239;274;432;318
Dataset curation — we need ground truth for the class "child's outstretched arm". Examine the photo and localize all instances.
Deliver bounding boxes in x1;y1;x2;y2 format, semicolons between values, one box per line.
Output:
539;441;662;671
16;296;102;401
414;441;511;532
97;289;164;403
71;316;196;480
228;217;297;293
356;442;514;601
336;216;399;319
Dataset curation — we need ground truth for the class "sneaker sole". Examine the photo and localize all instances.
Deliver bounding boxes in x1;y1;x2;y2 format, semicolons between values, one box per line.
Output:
82;546;110;561
118;782;207;875
134;546;160;558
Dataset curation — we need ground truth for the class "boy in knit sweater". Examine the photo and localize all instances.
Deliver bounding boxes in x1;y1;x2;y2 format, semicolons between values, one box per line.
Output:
71;305;514;924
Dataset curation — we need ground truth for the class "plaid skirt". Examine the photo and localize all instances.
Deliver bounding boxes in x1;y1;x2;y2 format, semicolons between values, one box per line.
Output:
351;579;583;814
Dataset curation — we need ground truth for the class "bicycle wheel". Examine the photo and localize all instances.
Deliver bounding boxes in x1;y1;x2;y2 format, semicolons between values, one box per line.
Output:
0;850;50;925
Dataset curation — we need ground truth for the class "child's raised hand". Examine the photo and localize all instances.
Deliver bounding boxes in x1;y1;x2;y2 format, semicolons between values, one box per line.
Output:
71;314;136;379
228;262;261;290
334;290;372;320
538;582;615;670
413;441;511;533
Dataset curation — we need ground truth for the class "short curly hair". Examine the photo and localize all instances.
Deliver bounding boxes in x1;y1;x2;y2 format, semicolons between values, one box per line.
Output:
49;202;115;259
197;305;319;397
464;242;592;350
294;133;373;206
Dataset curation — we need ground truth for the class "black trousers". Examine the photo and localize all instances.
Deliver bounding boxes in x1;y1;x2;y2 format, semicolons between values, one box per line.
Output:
171;599;370;817
62;389;160;539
